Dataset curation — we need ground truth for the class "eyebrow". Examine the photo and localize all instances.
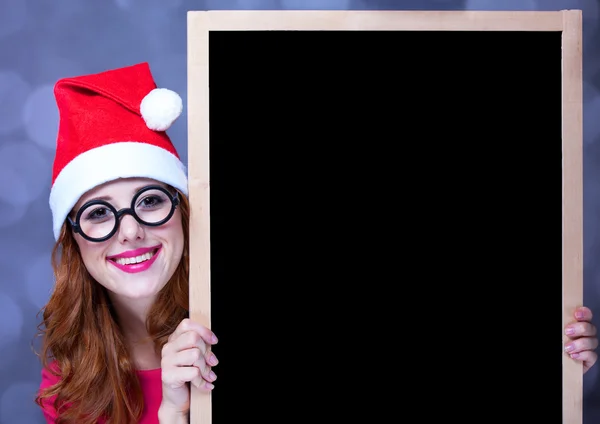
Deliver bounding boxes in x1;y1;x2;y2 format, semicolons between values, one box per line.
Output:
78;184;165;206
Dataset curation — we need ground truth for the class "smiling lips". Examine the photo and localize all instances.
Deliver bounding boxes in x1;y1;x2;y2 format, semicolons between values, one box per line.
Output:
106;244;162;274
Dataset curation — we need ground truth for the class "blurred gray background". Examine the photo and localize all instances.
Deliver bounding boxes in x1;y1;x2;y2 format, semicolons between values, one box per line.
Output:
0;0;599;422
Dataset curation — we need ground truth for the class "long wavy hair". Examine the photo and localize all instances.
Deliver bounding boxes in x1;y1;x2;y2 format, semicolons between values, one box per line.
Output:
34;188;190;424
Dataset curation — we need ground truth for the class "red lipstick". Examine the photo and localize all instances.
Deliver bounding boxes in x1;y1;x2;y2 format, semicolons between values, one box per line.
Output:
107;245;162;274
107;244;161;260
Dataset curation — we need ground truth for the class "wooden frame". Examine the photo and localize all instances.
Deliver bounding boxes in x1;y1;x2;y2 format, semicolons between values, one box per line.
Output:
186;10;583;423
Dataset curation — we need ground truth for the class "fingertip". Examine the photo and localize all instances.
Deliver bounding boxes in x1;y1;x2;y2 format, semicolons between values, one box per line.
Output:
576;306;593;321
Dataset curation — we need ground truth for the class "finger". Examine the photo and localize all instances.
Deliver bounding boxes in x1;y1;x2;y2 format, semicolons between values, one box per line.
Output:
207;351;218;367
191;362;217;386
565;336;599;355
574;306;593;322
569;349;598;373
192;353;217;383
168;318;196;342
162;330;207;358
565;321;597;338
160;348;217;391
168;318;218;346
191;373;215;391
162;346;203;368
162;365;202;389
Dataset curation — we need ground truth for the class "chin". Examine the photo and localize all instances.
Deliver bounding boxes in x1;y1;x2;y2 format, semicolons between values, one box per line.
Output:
101;272;168;300
126;279;167;297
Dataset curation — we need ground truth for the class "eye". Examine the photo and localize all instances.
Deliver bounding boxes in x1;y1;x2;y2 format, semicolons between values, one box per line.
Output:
138;195;165;209
85;206;112;221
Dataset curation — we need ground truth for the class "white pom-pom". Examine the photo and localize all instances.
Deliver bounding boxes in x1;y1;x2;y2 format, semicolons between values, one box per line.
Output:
140;88;183;131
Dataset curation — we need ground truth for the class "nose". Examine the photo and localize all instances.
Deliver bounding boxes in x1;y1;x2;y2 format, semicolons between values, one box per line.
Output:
117;213;145;243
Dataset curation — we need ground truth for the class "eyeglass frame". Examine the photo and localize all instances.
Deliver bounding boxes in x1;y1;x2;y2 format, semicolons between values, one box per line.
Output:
67;185;180;243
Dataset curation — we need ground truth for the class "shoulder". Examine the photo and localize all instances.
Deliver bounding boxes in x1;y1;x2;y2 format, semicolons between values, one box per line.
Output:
38;360;64;423
40;361;62;388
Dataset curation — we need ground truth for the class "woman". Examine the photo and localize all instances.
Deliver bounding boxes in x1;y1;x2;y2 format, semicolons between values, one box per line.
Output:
34;62;599;422
35;62;216;423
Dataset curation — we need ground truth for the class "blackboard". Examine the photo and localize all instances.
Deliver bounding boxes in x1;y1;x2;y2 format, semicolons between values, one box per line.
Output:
186;10;582;423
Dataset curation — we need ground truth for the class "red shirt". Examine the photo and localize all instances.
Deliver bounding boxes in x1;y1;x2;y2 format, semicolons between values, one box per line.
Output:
39;364;162;423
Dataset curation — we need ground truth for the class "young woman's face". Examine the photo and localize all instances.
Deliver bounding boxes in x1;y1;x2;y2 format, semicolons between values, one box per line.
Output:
71;177;184;301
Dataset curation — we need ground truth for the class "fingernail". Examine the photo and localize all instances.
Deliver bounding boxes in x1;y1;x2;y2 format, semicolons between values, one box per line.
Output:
205;382;214;390
566;326;575;335
565;344;574;352
212;334;218;344
209;371;217;381
576;311;584;319
571;353;580;359
209;354;218;366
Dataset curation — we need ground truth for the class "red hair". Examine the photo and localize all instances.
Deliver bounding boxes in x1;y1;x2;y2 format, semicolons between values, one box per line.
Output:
34;190;190;423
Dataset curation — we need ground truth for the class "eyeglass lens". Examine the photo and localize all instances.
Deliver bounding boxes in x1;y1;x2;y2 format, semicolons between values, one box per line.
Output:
77;187;175;240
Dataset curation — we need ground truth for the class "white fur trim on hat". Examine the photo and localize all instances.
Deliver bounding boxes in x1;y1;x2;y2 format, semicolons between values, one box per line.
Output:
140;88;183;132
49;141;188;241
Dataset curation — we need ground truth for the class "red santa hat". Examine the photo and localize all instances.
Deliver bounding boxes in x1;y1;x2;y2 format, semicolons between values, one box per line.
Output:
49;62;188;240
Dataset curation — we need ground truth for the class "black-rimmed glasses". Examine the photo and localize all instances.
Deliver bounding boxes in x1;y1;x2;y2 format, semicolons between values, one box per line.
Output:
67;185;180;242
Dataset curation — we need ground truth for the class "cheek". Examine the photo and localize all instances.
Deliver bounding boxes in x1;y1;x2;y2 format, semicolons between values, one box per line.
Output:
163;212;185;257
74;235;108;272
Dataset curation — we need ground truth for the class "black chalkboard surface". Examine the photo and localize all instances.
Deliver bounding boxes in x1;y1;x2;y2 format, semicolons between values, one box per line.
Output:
187;10;582;424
